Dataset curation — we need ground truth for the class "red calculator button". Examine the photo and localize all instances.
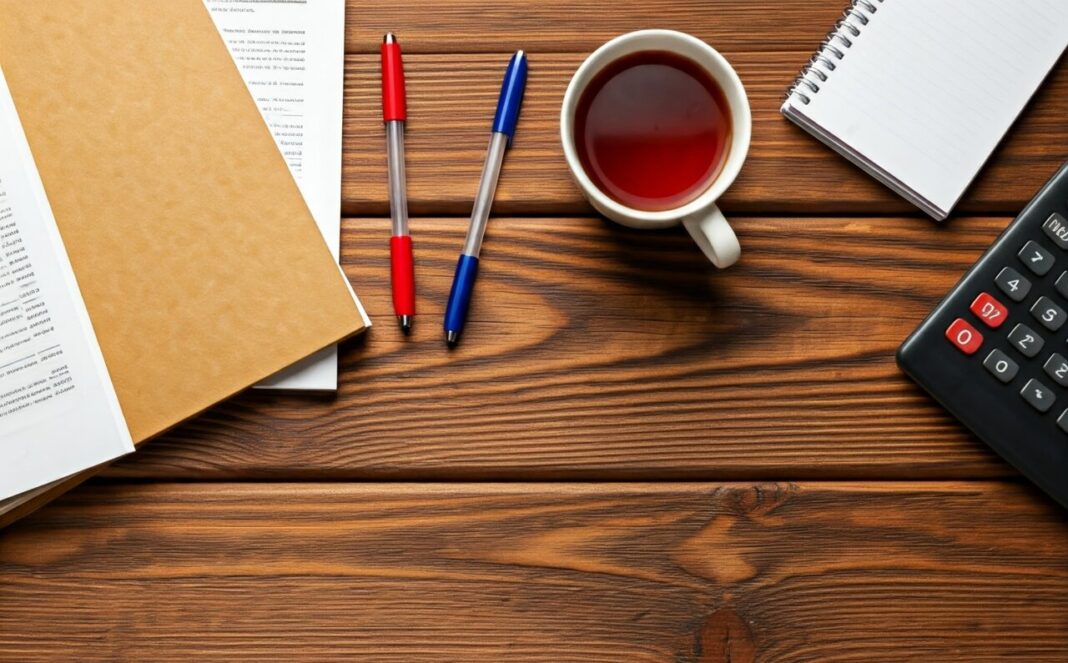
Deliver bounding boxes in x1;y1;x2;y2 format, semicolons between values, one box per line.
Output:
970;292;1008;328
946;318;983;355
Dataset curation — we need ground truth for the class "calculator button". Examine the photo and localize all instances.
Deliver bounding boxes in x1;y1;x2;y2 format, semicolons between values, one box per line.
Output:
945;318;983;355
1021;378;1055;413
970;292;1008;328
1019;241;1055;275
983;349;1019;383
1031;296;1067;331
1056;272;1068;300
1042;213;1068;250
1057;409;1068;434
996;267;1031;302
1043;353;1068;387
1007;323;1044;358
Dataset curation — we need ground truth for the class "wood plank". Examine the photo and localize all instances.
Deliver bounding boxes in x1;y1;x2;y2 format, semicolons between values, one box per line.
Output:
1;482;1065;662
341;53;1068;216
344;0;850;54
97;216;1017;482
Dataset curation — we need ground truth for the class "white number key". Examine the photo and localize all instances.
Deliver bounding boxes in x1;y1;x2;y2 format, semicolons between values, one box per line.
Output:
1018;241;1054;276
1031;296;1067;331
1044;353;1068;387
1008;324;1045;358
995;267;1031;302
983;349;1019;384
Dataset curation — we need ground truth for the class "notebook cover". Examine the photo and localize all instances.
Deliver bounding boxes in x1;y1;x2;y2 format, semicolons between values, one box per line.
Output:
0;0;366;522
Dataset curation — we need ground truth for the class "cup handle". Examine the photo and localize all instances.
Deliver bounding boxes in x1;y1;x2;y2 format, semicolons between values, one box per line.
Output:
682;204;741;269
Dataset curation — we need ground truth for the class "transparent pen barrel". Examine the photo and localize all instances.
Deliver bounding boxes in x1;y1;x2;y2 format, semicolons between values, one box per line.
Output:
462;132;508;257
386;121;409;237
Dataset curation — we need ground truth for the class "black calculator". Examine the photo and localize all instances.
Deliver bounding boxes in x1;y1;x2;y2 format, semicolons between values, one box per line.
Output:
898;162;1068;508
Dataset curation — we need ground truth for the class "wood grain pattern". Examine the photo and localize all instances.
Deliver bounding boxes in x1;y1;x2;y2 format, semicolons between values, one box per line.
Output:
2;482;1065;662
340;52;1068;216
344;0;851;54
92;216;1015;482
5;2;1068;657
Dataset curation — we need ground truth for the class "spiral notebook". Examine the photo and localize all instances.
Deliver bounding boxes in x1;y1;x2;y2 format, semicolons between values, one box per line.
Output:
781;0;1068;220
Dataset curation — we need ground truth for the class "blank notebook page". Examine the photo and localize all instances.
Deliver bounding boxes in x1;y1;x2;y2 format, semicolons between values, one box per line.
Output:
791;0;1068;218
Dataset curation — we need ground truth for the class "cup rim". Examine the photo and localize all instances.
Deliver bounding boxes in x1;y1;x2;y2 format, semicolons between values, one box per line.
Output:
560;29;752;224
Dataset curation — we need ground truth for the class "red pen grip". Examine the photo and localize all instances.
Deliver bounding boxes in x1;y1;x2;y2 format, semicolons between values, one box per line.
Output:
381;42;407;122
390;235;415;316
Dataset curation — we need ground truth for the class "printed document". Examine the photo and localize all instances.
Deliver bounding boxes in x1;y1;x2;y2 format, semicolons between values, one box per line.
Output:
0;69;133;501
206;0;367;391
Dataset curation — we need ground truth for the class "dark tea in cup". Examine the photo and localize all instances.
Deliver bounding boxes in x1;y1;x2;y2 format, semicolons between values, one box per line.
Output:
560;31;751;267
573;50;732;212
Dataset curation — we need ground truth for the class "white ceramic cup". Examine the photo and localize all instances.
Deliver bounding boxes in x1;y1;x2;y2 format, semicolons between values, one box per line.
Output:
560;30;751;268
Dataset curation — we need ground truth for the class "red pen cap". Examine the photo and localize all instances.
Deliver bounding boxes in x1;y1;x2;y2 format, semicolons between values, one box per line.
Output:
381;33;407;122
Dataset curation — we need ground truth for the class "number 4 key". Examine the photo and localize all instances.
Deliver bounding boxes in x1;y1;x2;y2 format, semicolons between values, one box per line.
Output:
995;267;1031;302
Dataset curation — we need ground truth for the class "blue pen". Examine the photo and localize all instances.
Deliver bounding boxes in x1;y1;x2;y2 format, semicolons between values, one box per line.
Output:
444;50;528;346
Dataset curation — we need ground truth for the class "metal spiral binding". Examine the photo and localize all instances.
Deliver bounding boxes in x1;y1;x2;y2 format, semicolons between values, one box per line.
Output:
784;0;884;104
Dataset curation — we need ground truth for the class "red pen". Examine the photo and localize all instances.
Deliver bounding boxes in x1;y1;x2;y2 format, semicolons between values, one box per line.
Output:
382;33;415;334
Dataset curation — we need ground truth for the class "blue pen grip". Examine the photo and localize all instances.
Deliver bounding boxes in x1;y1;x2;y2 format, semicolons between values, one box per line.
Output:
444;254;479;334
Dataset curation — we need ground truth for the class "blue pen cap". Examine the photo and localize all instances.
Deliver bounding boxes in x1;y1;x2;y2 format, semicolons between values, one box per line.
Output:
491;50;527;143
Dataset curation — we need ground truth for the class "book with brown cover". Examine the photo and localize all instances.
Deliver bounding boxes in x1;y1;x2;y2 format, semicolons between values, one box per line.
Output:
0;0;368;525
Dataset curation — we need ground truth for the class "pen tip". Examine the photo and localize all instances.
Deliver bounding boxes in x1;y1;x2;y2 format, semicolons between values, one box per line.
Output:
384;32;396;44
445;330;460;347
515;49;525;60
398;315;412;335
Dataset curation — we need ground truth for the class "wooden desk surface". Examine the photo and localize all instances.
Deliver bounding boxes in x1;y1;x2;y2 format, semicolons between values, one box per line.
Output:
2;2;1067;660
